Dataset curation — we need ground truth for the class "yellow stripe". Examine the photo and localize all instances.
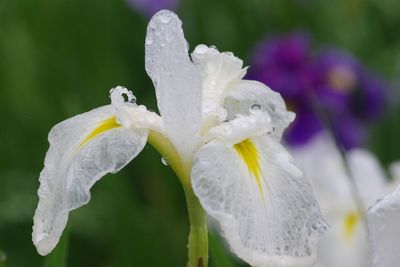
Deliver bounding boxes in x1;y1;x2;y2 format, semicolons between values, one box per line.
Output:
234;139;264;196
343;211;360;240
78;116;120;148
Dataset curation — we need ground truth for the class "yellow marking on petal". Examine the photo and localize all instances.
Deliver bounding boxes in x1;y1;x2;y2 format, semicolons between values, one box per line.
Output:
343;211;360;240
78;116;120;148
234;138;264;196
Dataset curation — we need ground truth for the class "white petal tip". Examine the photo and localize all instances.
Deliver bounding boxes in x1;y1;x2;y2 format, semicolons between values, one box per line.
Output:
152;9;177;18
33;233;57;256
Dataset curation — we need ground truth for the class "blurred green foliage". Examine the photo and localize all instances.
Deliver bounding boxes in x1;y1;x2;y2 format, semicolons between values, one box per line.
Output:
0;0;399;266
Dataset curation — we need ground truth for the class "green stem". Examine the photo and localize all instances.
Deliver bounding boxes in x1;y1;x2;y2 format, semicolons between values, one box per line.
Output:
308;91;367;219
148;131;209;267
184;187;208;267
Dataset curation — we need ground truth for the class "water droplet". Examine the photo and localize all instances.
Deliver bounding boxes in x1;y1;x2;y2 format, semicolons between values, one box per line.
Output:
185;40;189;51
194;44;208;54
250;104;262;112
110;86;136;106
129;96;137;104
161;157;168;166
145;36;153;45
223;51;234;57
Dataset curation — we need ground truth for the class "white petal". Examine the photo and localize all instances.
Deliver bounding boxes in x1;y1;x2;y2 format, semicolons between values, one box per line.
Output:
203;110;273;146
316;209;370;267
192;45;246;112
224;80;295;139
191;45;245;96
32;104;149;256
145;10;203;160
291;132;389;212
291;133;353;212
385;161;400;194
347;149;387;208
192;134;326;267
367;185;400;267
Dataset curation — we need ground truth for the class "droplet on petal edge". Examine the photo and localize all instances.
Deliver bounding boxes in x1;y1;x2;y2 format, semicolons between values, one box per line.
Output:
250;104;262;112
193;44;209;55
109;86;137;107
161;157;169;166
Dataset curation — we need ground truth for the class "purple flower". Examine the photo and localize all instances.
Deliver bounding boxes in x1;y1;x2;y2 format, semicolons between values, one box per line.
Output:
127;0;178;17
310;50;360;114
248;32;312;100
311;49;386;149
284;105;322;145
354;72;386;120
248;33;387;149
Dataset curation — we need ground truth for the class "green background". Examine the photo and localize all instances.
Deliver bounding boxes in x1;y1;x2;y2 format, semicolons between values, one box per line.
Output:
0;0;399;266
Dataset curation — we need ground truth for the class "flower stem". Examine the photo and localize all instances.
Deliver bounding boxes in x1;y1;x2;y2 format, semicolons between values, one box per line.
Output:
147;131;209;267
184;186;208;267
308;92;367;217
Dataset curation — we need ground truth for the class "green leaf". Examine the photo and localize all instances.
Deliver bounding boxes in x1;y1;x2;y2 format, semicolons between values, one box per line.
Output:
42;227;70;267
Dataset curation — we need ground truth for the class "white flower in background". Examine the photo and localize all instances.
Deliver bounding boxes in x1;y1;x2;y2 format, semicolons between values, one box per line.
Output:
32;10;326;267
292;133;399;267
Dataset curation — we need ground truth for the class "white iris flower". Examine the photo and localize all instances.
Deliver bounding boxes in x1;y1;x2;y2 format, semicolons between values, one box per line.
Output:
32;10;326;267
292;133;400;267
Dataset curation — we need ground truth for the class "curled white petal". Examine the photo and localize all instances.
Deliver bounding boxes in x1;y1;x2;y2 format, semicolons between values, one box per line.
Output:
108;86;164;132
367;185;400;267
192;45;247;127
118;105;164;133
192;135;326;267
32;99;154;255
145;10;203;160
224;80;295;139
192;44;246;103
203;110;273;146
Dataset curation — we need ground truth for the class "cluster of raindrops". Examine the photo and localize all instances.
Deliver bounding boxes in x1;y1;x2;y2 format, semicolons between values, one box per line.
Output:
109;86;137;106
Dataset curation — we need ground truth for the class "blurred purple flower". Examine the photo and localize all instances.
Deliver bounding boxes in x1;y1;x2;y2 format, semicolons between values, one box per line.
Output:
127;0;178;17
285;105;322;145
248;33;387;149
248;32;311;100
